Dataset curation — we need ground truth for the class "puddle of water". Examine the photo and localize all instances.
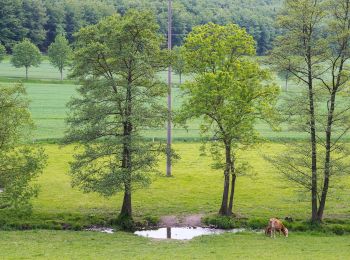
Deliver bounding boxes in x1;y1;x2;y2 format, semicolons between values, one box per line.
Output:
85;227;114;234
134;227;246;240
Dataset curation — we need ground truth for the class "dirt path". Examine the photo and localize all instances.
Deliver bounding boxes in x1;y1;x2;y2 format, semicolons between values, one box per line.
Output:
159;214;205;227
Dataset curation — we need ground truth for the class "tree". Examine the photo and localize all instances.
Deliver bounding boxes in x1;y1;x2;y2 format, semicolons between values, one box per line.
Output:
0;84;47;209
315;0;350;222
178;23;279;216
172;46;186;85
80;0;115;26
65;11;167;224
48;35;72;80
42;0;66;51
63;1;83;43
114;0;280;54
0;0;26;50
11;39;42;80
22;0;48;48
0;44;5;62
269;0;327;224
157;1;194;47
269;0;350;223
277;70;291;91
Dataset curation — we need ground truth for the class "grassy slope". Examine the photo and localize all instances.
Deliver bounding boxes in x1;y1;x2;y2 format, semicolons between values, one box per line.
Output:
0;231;349;260
0;59;312;141
0;58;68;80
30;143;350;220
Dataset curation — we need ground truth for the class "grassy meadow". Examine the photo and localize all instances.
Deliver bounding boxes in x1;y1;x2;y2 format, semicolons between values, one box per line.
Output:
30;144;350;219
0;58;309;141
0;58;350;259
1;231;350;260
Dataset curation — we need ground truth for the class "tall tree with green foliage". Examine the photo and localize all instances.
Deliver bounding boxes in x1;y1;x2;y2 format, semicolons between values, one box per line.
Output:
270;0;327;223
315;0;350;222
48;35;72;80
178;23;279;216
0;84;47;209
63;1;83;44
11;39;42;80
0;0;26;49
80;0;115;26
22;0;48;48
65;11;167;224
269;0;350;223
42;0;66;51
172;46;186;85
0;44;5;62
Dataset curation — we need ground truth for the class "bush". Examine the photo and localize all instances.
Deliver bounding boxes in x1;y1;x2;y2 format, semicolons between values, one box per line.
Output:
328;224;345;235
114;214;135;231
144;215;159;227
247;218;267;229
71;223;83;231
203;215;237;229
288;222;308;232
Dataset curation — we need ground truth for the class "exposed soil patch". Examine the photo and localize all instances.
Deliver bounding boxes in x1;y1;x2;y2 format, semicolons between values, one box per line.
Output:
159;214;204;227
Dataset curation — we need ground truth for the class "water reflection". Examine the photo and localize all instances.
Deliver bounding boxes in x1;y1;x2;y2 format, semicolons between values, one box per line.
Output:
134;227;245;240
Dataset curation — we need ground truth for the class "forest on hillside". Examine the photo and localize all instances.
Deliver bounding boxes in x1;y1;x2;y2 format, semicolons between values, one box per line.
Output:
0;0;282;54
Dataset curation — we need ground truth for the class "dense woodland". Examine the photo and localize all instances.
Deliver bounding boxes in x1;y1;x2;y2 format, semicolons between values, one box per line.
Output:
0;0;282;54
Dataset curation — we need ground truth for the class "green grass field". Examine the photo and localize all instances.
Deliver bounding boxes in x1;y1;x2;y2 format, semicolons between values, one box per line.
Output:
1;231;349;260
9;143;348;223
0;143;349;259
0;59;311;141
0;57;69;80
1;58;350;259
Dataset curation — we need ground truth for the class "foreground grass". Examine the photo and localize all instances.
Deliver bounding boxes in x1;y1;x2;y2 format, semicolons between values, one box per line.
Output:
0;142;345;229
0;230;349;259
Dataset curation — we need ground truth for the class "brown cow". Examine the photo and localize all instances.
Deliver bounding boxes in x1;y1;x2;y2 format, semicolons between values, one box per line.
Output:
265;218;288;238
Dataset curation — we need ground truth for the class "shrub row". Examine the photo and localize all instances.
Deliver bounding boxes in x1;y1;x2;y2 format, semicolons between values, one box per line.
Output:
202;215;350;236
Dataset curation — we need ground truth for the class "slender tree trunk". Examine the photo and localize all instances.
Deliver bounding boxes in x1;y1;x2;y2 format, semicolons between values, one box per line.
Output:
307;48;318;224
120;185;132;217
179;72;182;85
219;143;231;216
25;66;28;80
228;159;236;215
318;84;338;221
120;78;133;219
120;130;132;218
60;68;63;81
219;173;230;216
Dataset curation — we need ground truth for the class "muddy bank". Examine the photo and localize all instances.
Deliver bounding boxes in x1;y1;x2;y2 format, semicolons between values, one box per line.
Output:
159;214;204;227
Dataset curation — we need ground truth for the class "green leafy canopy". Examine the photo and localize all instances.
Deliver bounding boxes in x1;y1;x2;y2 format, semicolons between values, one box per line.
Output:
179;23;279;149
48;34;72;79
177;22;279;216
0;44;5;62
65;11;168;202
11;39;41;68
0;84;47;209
